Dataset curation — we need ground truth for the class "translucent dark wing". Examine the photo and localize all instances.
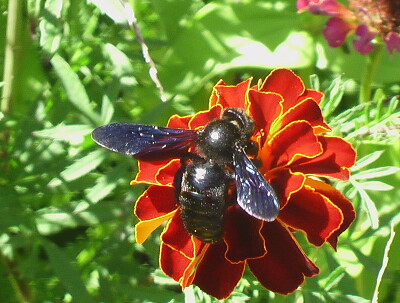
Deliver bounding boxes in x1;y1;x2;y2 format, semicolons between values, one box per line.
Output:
233;148;280;221
92;123;197;160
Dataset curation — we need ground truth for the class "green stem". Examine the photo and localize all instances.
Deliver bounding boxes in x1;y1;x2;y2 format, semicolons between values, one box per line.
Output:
1;252;32;303
1;0;24;114
359;44;384;103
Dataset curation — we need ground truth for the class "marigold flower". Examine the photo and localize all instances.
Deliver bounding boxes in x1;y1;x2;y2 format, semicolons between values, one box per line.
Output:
298;0;400;54
132;69;356;299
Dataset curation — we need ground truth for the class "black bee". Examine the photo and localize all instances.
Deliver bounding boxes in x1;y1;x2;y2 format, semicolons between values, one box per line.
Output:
92;108;280;243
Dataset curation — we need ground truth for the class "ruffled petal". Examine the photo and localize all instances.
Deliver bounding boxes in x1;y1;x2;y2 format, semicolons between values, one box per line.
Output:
189;105;222;130
268;168;305;209
278;186;343;246
224;205;266;263
277;98;331;134
160;242;192;283
180;241;208;288
213;78;252;109
132;159;174;185
167;114;192;129
155;159;181;185
161;210;196;259
260;69;306;111
193;241;246;299
262;121;323;169
248;90;283;136
134;185;177;220
306;178;356;249
248;221;319;294
290;136;356;180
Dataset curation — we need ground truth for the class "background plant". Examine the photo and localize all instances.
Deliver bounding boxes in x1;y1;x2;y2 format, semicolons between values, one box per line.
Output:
0;0;399;302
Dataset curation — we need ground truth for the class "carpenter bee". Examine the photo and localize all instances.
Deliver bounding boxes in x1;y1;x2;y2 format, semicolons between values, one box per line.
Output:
92;108;280;243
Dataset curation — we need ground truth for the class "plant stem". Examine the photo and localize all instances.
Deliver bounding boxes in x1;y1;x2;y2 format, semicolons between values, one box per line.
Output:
359;44;384;103
1;0;24;114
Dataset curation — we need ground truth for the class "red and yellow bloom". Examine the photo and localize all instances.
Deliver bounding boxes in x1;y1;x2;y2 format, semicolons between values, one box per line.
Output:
132;69;356;299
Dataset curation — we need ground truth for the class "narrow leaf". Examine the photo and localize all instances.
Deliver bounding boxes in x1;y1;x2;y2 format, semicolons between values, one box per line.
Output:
100;94;114;124
50;54;101;125
352;166;400;180
372;215;400;302
41;238;94;302
351;150;384;172
359;181;394;191
33;124;93;143
49;149;107;186
88;0;127;24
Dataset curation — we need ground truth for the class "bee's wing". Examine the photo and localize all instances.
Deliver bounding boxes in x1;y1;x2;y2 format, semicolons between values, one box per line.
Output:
233;149;280;221
92;123;197;160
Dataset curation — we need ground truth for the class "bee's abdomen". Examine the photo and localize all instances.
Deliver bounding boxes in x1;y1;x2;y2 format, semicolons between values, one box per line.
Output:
176;161;229;243
179;191;226;243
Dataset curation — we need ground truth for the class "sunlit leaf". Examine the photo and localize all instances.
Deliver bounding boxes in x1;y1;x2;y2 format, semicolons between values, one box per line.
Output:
50;54;101;125
48;149;107;186
352;166;400;180
41;238;94;302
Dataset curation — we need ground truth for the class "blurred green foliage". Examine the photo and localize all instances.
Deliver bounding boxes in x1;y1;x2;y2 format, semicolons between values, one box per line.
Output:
0;0;399;302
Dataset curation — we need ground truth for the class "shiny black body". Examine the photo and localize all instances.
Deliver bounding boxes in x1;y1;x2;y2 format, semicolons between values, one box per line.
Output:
92;108;280;243
174;154;232;243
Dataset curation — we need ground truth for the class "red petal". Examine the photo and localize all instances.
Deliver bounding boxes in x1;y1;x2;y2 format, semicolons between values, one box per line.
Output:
135;185;177;220
161;210;195;259
278;98;331;134
260;69;306;111
209;80;225;107
132;159;171;184
262;121;322;169
306;179;356;249
160;242;191;283
224;205;266;263
189;105;222;130
291;136;356;180
279;186;343;246
167;114;192;129
156;159;180;185
213;78;252;109
303;89;324;105
248;90;283;136
193;241;245;299
268;168;305;208
248;221;319;294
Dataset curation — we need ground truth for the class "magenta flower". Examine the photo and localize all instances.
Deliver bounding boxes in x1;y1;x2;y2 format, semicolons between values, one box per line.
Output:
298;0;400;54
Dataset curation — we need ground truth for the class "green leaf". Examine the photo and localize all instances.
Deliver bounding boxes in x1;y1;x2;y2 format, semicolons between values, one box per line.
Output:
88;0;127;24
352;166;400;180
41;238;94;302
33;124;93;143
49;149;107;186
103;43;135;81
352;181;379;229
321;75;345;117
351;150;384;172
39;0;63;54
359;181;394;191
100;94;114;124
372;215;400;302
50;54;101;125
160;2;315;93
